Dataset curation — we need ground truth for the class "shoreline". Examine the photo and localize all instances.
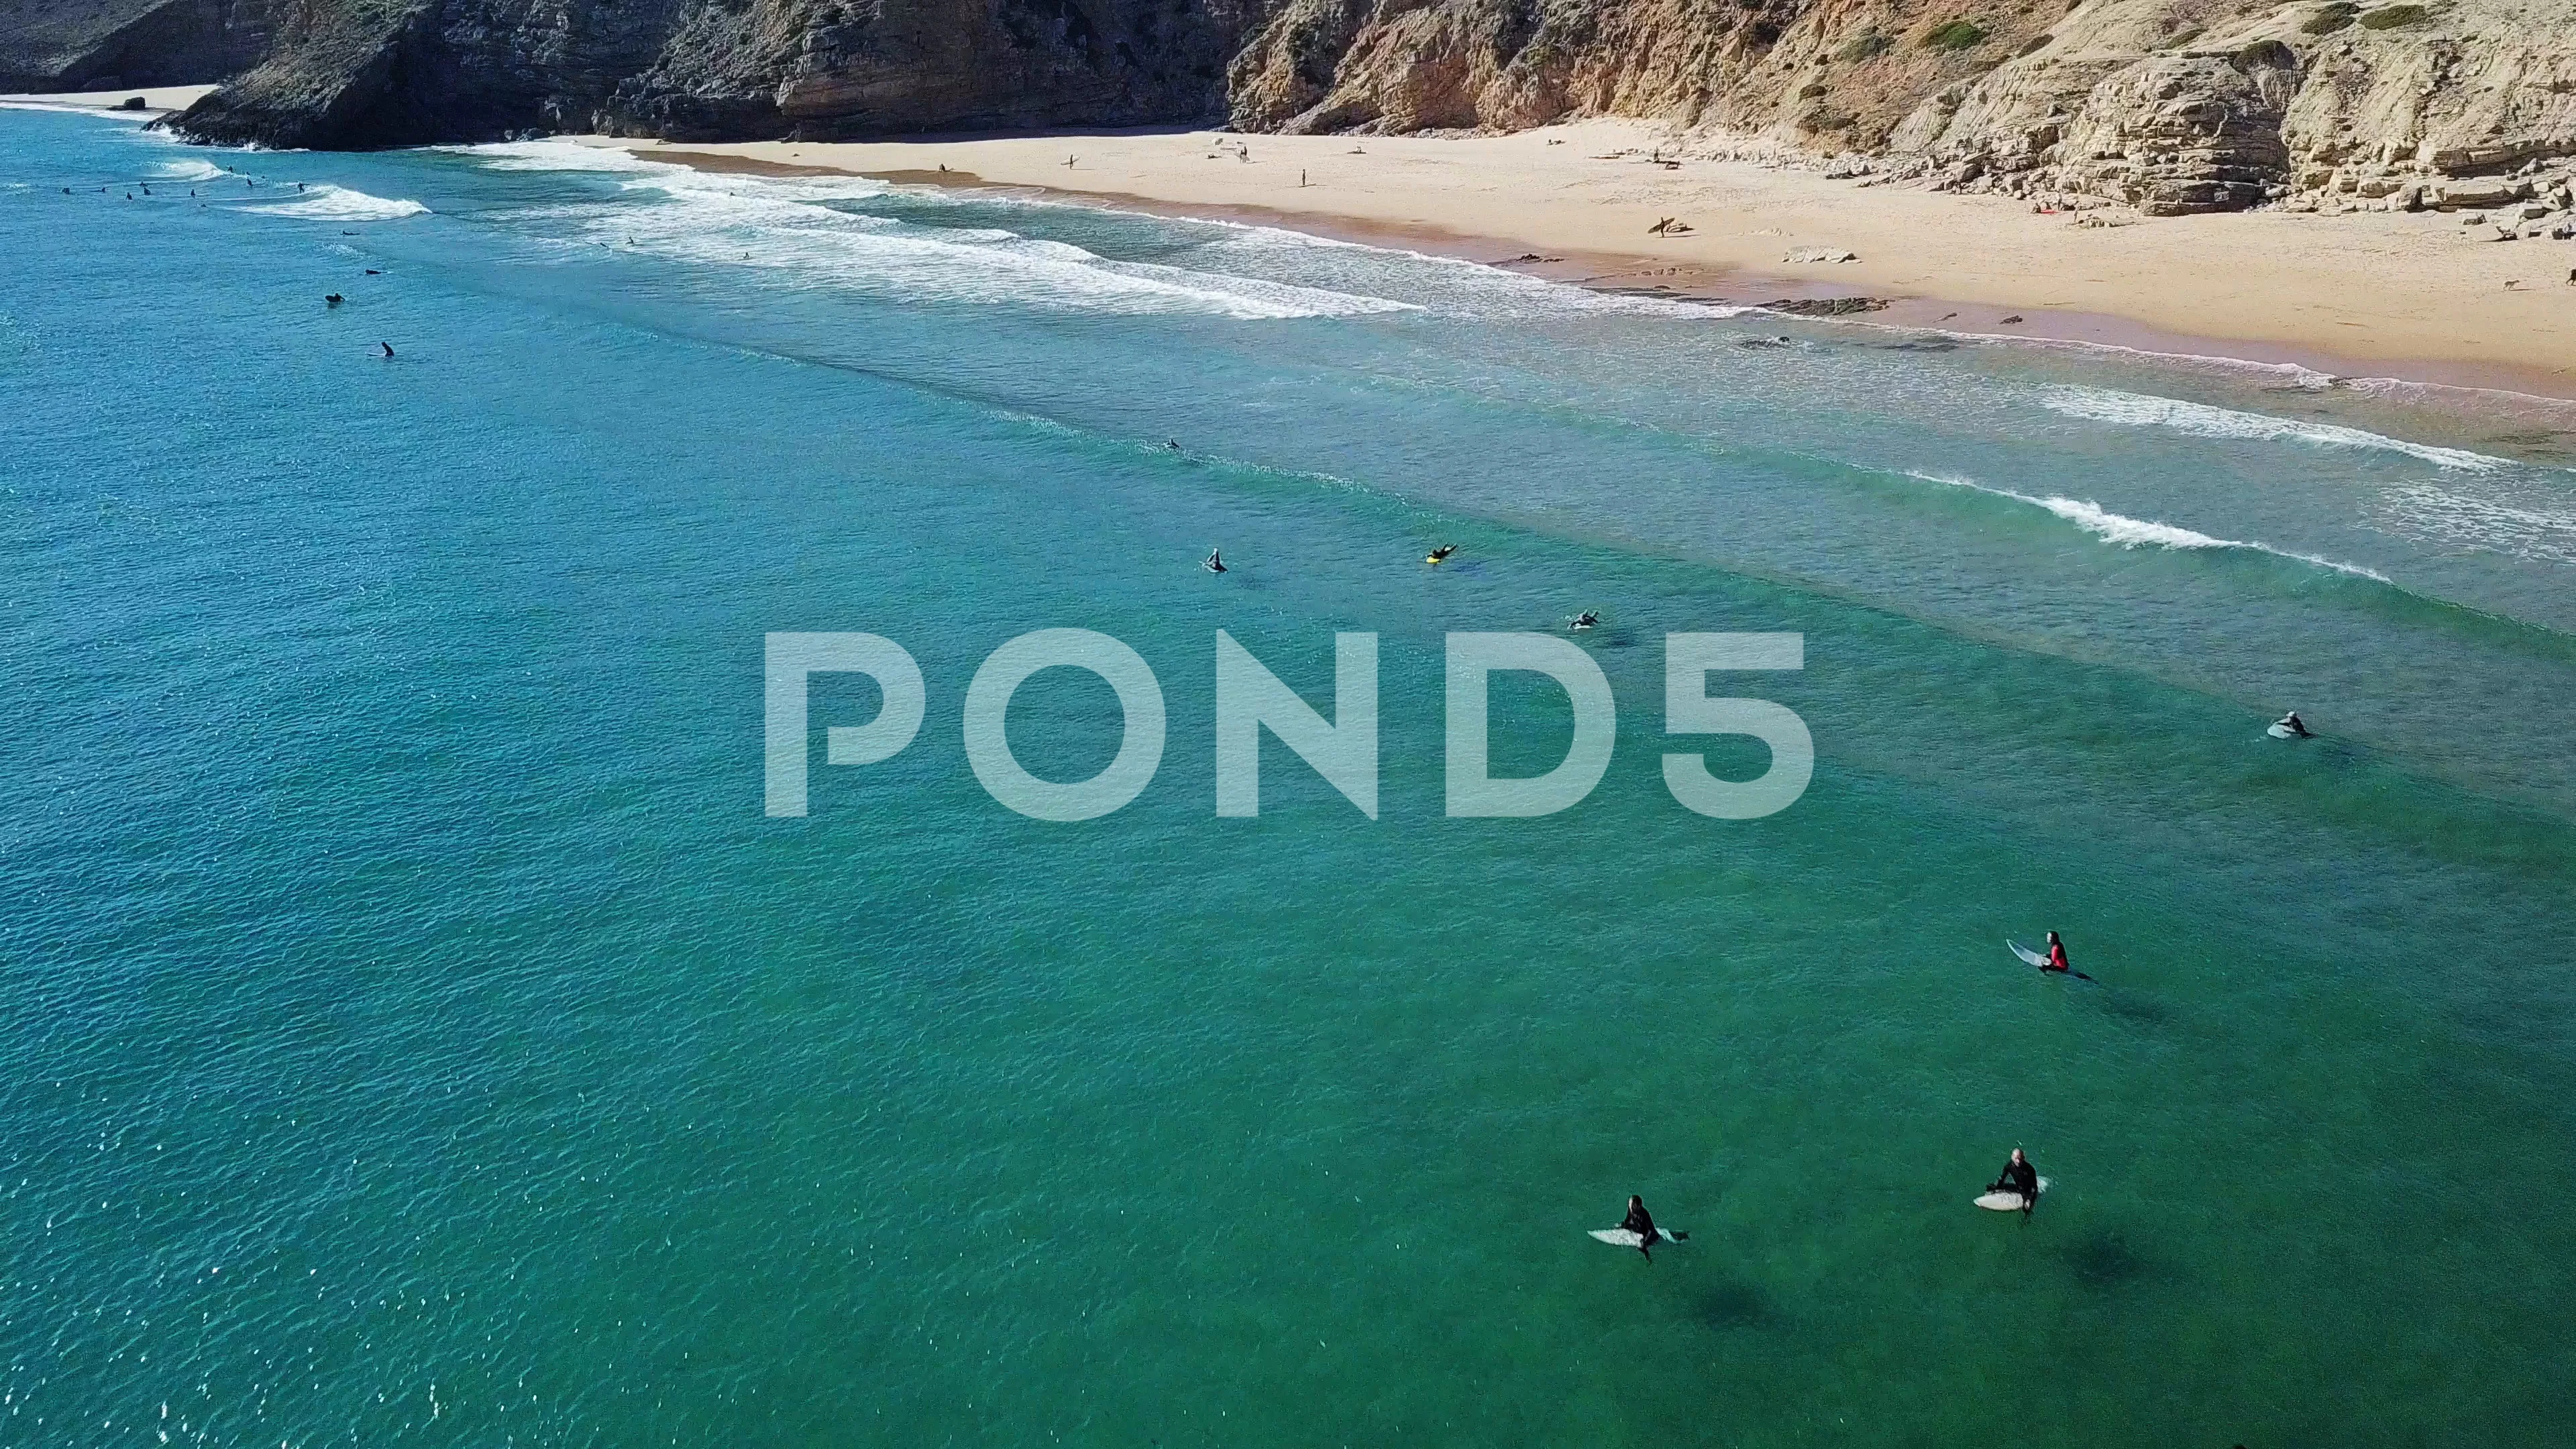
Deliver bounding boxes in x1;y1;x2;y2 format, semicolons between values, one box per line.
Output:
577;121;2576;409
0;84;215;115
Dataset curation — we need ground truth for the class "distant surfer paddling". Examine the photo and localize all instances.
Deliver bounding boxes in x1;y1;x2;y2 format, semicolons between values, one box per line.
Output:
2273;710;2312;738
1426;543;1456;565
1569;610;1599;631
1203;548;1226;574
1987;1149;2040;1218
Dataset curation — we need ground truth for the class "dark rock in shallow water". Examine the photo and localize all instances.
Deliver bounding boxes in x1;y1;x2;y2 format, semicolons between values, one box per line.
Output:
1760;296;1889;317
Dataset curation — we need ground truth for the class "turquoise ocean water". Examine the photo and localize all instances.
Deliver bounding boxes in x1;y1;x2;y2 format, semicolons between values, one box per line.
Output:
4;108;2574;1445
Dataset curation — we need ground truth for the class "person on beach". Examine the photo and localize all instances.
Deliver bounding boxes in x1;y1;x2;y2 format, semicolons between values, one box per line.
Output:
2275;710;2312;737
1988;1149;2039;1217
2043;930;2071;974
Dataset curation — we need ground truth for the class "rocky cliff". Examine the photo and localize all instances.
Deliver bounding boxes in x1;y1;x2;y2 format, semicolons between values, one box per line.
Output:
1;0;272;91
1228;0;2576;213
162;0;1268;146
6;0;2571;217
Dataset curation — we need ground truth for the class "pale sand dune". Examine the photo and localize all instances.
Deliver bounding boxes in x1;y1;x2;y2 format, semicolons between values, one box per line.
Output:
578;119;2576;396
1;85;218;113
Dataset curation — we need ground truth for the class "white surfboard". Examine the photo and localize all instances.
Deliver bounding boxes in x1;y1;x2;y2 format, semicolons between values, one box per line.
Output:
1589;1228;1684;1248
1974;1176;2050;1212
2008;939;2051;969
2267;722;2298;739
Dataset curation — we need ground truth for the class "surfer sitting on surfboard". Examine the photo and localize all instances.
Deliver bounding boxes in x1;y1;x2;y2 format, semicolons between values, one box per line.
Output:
1621;1196;1662;1259
2043;931;2072;975
1988;1149;2040;1217
2274;710;2312;738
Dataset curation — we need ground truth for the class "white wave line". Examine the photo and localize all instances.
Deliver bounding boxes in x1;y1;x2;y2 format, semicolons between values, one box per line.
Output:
2039;386;2508;472
243;183;427;221
1902;470;2392;581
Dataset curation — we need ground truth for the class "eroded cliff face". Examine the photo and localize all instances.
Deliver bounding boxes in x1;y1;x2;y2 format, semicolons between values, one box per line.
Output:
1229;0;2576;211
165;0;1266;146
8;0;2571;217
0;0;273;91
1883;0;2576;211
1226;0;2051;148
598;0;1265;140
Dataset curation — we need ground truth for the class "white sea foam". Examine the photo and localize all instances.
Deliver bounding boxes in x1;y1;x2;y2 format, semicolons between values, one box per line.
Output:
1904;470;2392;580
1184;219;1754;321
2039;385;2507;472
453;140;1752;323
2373;484;2576;564
244;183;427;221
149;159;227;182
455;139;683;174
568;172;1417;321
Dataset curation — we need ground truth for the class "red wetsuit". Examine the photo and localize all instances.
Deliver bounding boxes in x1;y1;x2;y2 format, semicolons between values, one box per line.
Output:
2045;941;2071;973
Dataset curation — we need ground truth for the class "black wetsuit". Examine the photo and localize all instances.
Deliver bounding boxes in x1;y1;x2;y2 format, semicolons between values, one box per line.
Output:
1991;1158;2039;1210
1621;1203;1658;1244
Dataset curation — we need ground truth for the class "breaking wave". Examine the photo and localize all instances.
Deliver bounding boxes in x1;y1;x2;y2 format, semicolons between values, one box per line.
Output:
2039;386;2508;472
1902;470;2392;580
454;139;688;175
521;166;1421;321
244;184;428;222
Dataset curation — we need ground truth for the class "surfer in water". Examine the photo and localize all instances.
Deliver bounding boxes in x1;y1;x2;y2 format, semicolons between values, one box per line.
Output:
2043;930;2072;975
1203;547;1226;574
1620;1196;1663;1259
1988;1149;2040;1218
2275;710;2312;738
1569;610;1599;631
1426;543;1457;564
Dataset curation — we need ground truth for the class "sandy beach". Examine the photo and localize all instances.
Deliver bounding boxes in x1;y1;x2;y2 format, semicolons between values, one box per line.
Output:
577;119;2576;398
5;85;2565;393
0;84;216;114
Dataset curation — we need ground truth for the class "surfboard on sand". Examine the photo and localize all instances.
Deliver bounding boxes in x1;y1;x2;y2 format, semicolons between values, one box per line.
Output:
1589;1228;1687;1248
1974;1177;2050;1212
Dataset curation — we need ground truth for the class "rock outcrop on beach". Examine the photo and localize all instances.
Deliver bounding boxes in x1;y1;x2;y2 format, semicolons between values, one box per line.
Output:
7;0;2573;217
